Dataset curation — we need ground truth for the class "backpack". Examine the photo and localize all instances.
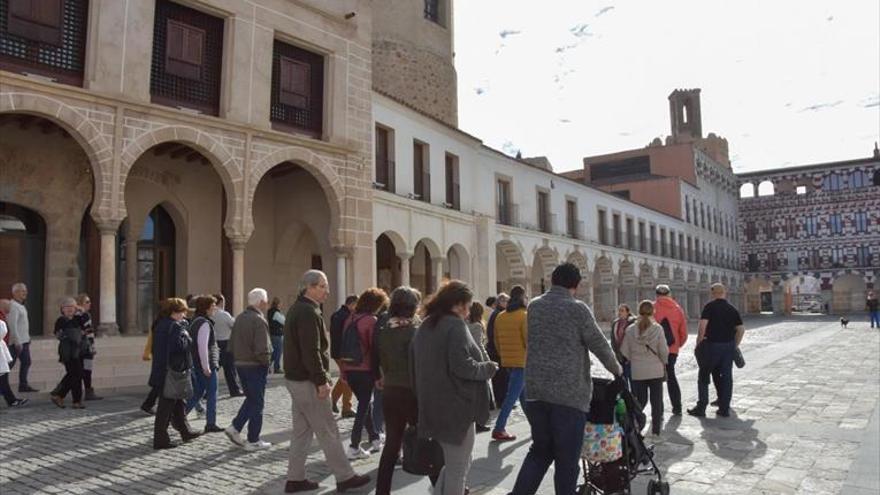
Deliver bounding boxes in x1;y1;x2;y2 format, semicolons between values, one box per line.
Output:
339;315;367;365
660;317;675;346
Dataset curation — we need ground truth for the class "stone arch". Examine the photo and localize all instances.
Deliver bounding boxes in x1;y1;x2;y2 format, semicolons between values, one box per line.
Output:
657;265;671;285
496;240;527;293
377;230;408;255
445;243;470;282
757;180;775;196
638;262;655;301
739;182;755;198
566;250;591;304
251;146;345;245
745;276;773;314
832;273;867;314
592;255;616;321
0;93;115;222
530;246;559;296
121;125;242;234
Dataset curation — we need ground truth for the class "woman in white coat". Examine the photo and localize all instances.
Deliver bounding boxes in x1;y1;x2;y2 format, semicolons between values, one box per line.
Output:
621;300;668;438
0;299;28;407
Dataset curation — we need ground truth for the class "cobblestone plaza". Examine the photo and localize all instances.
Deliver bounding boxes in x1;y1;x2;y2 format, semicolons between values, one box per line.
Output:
2;317;878;494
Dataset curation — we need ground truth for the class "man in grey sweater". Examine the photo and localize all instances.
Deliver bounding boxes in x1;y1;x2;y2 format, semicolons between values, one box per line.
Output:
511;263;622;495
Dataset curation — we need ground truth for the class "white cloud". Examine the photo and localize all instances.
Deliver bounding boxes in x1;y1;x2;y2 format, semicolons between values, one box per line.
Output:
454;0;880;173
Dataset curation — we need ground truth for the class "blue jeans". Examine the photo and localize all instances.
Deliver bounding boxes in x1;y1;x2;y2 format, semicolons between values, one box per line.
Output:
372;387;385;435
270;335;283;372
511;401;588;495
189;369;204;412
232;366;268;443
697;341;735;412
186;369;218;427
871;311;880;328
494;367;525;433
347;370;378;448
9;342;32;390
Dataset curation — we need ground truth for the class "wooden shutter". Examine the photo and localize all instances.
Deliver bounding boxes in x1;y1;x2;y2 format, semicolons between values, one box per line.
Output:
422;163;431;203
452;162;460;210
165;19;205;80
279;56;310;109
7;0;64;46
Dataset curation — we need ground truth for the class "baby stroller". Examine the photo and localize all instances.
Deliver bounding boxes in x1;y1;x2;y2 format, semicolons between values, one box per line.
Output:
578;377;669;495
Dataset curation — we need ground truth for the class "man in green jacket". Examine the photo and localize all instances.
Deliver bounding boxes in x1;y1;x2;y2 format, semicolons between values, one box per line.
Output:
282;270;370;494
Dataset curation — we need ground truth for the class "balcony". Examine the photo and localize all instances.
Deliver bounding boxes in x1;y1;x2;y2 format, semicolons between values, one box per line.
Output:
497;203;520;227
372;159;396;192
538;213;556;235
566;220;585;240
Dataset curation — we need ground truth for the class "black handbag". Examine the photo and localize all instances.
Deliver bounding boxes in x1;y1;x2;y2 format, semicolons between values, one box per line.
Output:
733;347;745;368
162;327;193;400
402;425;444;476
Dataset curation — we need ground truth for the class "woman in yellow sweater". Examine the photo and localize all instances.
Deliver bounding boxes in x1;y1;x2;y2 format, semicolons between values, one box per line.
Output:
492;285;528;441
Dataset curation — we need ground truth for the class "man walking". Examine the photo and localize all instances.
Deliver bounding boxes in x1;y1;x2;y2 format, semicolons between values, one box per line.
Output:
688;283;745;418
867;291;879;328
486;292;509;408
283;270;370;493
212;294;242;397
329;294;357;417
8;283;37;393
225;288;272;451
653;284;688;415
511;263;622;495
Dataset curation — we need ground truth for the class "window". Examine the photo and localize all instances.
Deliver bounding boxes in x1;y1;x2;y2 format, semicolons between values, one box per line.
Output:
151;0;224;115
660;228;667;257
413;141;430;202
537;191;551;233
796;185;807;195
852;170;867;188
831;247;843;267
612;214;622;247
669;231;676;259
858;245;871;266
700;204;706;229
855;211;868;233
444;153;460;210
678;233;685;260
374;125;394;192
625;218;634;249
598;210;608;245
638;221;646;252
764;220;774;239
271;40;324;136
685;197;691;223
829;214;842;234
747;254;758;272
745;221;756;241
767;251;777;271
805;216;818;236
0;0;88;85
810;249;821;269
785;217;797;238
566;200;579;239
424;0;442;24
497;180;512;226
687;236;693;262
823;173;843;191
649;225;657;255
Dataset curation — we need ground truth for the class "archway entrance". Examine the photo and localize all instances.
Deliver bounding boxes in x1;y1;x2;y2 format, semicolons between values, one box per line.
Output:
376;233;402;294
784;275;822;313
0;203;46;334
445;244;470;284
593;257;615;321
832;274;866;314
496;240;526;295
410;240;440;296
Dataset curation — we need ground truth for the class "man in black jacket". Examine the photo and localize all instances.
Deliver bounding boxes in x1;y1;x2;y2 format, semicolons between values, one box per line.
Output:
329;295;358;417
486;293;510;408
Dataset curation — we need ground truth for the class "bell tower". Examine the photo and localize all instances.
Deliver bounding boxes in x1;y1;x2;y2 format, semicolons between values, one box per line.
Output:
371;0;458;126
669;88;703;143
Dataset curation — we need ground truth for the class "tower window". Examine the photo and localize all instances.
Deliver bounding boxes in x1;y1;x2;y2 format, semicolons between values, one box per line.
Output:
424;0;443;25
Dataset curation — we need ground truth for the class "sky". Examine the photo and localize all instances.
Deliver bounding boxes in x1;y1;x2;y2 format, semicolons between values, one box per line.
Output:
453;0;880;173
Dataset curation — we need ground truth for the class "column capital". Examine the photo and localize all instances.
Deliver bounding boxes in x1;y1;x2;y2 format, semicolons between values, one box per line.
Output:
95;219;122;234
431;256;447;264
333;245;355;259
228;236;250;250
397;251;414;261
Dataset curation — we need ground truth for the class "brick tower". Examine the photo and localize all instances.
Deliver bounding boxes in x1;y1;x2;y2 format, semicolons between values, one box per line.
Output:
669;88;703;143
371;0;458;126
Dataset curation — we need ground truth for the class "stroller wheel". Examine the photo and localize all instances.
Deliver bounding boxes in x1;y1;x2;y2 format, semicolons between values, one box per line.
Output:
647;480;669;495
659;481;670;495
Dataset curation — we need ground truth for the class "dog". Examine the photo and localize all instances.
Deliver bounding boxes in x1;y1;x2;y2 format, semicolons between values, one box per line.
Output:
840;317;849;328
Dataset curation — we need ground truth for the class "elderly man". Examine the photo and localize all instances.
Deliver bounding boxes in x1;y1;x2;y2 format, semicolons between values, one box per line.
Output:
653;284;688;415
688;283;745;418
225;288;273;451
0;299;27;407
8;283;37;393
283;270;370;493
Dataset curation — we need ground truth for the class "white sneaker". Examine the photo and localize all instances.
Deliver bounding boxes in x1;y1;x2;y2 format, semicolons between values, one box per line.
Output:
196;409;205;419
225;425;244;446
370;439;383;453
347;446;370;460
244;440;272;451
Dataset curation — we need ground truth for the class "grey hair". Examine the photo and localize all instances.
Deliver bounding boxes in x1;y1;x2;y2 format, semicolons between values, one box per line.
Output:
299;270;327;294
11;283;26;293
247;288;269;306
496;292;510;303
388;286;419;318
60;297;77;307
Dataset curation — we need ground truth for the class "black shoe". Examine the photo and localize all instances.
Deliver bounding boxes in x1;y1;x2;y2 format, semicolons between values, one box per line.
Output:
341;410;356;419
671;408;682;416
85;388;104;401
687;406;706;417
475;424;491;433
337;474;370;492
716;409;731;417
710;399;719;407
204;424;225;433
181;431;202;443
10;398;28;407
285;480;320;493
141;405;156;415
229;392;245;398
19;386;38;393
153;441;179;450
332;403;339;414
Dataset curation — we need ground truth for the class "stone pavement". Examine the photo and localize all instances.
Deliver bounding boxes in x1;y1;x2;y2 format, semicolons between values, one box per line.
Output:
0;316;878;494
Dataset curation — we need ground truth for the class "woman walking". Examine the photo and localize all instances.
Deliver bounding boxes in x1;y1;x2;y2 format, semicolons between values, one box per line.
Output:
492;285;528;442
268;297;285;374
467;302;492;433
75;294;102;401
621;300;669;438
610;304;636;389
375;286;424;494
412;281;499;495
185;295;224;433
150;298;202;449
50;298;86;409
340;287;388;460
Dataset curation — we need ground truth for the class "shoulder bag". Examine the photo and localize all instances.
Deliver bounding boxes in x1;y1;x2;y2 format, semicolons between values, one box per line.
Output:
402;425;445;476
163;326;193;400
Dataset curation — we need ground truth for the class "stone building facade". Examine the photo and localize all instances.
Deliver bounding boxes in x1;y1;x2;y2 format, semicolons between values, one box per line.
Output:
737;150;880;314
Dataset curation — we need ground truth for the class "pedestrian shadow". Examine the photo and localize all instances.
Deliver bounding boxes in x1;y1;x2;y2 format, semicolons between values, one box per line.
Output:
470;437;529;484
695;411;766;466
648;415;695;474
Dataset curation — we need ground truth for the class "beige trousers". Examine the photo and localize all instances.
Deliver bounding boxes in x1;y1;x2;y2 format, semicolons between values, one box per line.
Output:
285;380;356;482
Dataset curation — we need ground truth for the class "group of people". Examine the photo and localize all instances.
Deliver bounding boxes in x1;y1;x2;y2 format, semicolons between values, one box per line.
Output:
0;283;103;409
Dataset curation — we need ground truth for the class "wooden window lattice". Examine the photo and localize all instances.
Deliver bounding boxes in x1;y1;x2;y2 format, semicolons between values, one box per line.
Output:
0;0;88;85
150;0;223;115
271;39;324;137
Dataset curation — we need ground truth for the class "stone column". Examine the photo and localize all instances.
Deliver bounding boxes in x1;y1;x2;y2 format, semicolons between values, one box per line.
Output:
230;238;247;316
96;222;120;335
399;253;412;287
336;252;347;301
125;224;138;334
433;257;445;293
